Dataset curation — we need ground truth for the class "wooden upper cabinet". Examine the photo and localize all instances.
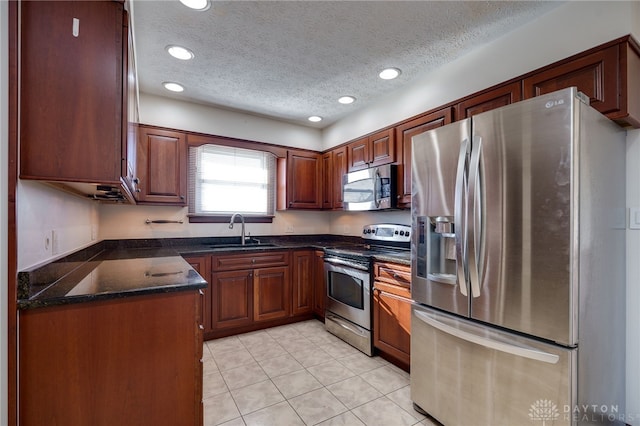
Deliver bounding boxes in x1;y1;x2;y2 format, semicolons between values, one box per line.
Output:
523;38;640;127
454;82;522;120
19;1;125;184
331;146;348;209
395;108;452;206
322;152;333;209
136;126;187;205
277;149;322;209
347;129;395;171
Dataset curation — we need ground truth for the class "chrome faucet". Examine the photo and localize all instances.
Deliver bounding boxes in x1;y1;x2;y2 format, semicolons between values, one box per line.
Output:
229;213;246;245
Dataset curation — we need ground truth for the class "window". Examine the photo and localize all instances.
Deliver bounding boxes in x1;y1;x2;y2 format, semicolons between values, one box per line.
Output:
188;144;276;219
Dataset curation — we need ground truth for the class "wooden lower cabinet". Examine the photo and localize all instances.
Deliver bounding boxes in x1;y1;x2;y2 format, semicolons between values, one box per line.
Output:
313;250;326;318
212;269;254;330
292;250;314;316
373;262;412;370
183;255;213;336
209;250;315;338
19;291;203;426
254;266;290;321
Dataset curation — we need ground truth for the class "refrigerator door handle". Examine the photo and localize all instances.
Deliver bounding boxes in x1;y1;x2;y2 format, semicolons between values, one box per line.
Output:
414;309;560;364
467;136;482;298
454;138;469;297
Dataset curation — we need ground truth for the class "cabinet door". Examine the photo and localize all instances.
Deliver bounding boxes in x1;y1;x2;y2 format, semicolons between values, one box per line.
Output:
347;137;369;172
136;127;187;205
347;129;396;172
368;128;396;168
291;251;314;316
373;285;412;368
285;150;322;209
322;152;333;209
211;270;253;330
313;251;326;318
332;146;348;209
454;82;522;120
20;1;124;183
19;292;202;426
254;266;290;322
183;255;212;338
523;45;620;116
395;108;452;206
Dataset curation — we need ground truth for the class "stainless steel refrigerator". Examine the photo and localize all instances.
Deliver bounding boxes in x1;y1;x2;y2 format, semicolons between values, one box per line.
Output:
410;87;626;425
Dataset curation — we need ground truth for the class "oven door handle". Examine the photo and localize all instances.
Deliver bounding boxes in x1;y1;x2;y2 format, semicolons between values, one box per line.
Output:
324;257;370;271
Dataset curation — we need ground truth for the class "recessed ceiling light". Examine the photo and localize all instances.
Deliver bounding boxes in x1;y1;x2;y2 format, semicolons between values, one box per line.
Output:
163;82;184;92
379;68;402;80
166;45;195;61
338;96;356;104
179;0;210;11
308;116;322;122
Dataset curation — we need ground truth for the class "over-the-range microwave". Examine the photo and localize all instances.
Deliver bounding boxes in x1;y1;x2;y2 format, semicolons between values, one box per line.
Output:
342;164;397;211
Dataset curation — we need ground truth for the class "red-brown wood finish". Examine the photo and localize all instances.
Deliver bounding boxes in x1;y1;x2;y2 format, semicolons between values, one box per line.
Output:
322;152;333;209
254;266;290;321
136;126;187;205
347;129;395;172
19;292;203;426
282;149;323;209
19;1;123;183
395;107;453;206
313;250;326;318
331;146;348;209
291;251;314;316
373;262;412;371
211;269;254;330
455;81;522;120
523;45;619;114
184;255;213;337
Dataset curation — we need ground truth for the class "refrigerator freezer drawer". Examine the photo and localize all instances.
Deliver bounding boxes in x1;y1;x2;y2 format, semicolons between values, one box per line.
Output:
411;305;576;426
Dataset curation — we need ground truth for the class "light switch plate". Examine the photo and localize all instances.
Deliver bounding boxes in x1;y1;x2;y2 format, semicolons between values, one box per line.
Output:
630;207;640;230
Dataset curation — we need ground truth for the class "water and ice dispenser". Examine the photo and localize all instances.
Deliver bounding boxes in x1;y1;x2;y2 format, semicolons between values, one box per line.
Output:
416;216;457;285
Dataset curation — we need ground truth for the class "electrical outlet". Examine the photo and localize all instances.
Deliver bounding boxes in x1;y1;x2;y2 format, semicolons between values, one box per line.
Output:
51;229;60;255
44;232;51;254
285;224;294;233
91;224;98;241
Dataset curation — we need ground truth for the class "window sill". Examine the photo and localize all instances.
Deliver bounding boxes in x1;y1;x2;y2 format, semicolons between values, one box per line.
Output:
188;215;274;224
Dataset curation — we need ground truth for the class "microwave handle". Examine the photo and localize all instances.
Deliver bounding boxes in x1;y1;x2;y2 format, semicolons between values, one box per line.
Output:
374;168;381;208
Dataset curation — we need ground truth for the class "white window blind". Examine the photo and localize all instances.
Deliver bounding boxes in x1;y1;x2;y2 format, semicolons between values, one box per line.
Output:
188;144;276;216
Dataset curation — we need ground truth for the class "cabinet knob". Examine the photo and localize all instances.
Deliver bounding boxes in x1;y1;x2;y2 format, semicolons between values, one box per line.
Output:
180;195;185;200
252;259;256;263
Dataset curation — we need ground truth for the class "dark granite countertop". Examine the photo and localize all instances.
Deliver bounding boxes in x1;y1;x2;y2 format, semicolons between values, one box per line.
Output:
18;235;410;309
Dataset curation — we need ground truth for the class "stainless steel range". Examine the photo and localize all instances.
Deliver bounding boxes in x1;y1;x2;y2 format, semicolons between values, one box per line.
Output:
324;223;410;356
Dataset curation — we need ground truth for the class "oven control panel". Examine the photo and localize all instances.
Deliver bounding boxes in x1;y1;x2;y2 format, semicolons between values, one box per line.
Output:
362;223;411;242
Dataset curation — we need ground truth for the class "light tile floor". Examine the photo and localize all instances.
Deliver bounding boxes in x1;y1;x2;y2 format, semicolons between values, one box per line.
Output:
203;319;439;426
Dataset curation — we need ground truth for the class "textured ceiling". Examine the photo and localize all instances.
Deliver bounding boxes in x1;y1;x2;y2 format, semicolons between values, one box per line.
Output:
133;1;562;128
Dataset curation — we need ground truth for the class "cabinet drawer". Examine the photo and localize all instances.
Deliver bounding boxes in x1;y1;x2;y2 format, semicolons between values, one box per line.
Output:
212;251;289;271
373;262;411;288
373;281;412;300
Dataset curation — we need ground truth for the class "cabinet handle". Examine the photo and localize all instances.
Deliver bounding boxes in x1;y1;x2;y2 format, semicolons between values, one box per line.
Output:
180;195;185;200
198;325;204;330
251;259;256;264
198;289;204;296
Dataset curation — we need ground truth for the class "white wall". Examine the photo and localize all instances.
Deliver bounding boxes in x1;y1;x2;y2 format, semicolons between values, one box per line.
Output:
1;1;9;423
139;93;323;151
323;1;640;149
627;129;640;423
16;181;99;270
98;204;330;240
